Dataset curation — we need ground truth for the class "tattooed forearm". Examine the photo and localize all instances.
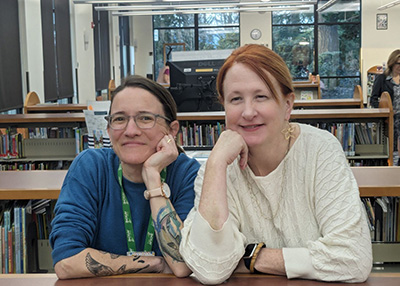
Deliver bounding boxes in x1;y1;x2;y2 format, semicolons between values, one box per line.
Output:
154;201;184;262
85;253;150;276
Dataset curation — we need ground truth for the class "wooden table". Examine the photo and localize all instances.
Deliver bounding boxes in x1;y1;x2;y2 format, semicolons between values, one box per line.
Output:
1;273;399;286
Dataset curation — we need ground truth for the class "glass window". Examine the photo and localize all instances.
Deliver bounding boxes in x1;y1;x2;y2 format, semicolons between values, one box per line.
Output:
272;25;314;79
272;10;314;25
153;11;239;80
198;27;239;50
318;23;360;77
198;12;239;26
272;0;361;99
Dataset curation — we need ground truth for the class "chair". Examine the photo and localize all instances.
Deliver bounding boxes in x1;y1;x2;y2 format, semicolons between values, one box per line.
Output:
108;79;116;100
24;91;40;114
353;85;364;108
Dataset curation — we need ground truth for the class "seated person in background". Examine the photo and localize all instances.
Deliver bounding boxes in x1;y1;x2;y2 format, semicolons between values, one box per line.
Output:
180;44;372;285
370;50;400;161
310;72;325;89
50;75;200;279
156;65;170;85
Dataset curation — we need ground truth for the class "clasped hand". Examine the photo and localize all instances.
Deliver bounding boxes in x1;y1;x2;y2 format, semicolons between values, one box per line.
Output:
142;134;178;184
209;130;248;170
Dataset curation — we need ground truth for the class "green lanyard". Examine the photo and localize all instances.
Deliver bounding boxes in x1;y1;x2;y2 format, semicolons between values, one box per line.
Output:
118;163;166;253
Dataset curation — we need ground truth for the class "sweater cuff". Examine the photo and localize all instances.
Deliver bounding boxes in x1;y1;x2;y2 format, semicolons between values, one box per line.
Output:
189;211;239;255
282;248;316;279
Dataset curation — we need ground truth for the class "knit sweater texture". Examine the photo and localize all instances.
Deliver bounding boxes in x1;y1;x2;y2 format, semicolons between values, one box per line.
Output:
180;123;372;285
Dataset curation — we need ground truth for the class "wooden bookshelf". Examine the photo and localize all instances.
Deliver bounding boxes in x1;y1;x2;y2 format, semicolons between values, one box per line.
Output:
352;166;400;197
0;170;66;199
0;113;86;128
293;82;321;100
1;167;398;200
177;92;393;165
294;85;363;109
25;103;87;113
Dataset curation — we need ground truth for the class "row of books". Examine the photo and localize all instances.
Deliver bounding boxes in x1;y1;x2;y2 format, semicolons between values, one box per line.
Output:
27;127;75;139
348;159;389;166
177;122;225;147
0;127;91;162
0;161;72;171
0;129;23;159
0;200;55;273
315;122;383;154
362;197;400;242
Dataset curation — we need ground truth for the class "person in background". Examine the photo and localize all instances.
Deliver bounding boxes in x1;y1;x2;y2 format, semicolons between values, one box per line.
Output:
310;72;325;90
370;49;400;163
180;44;372;285
50;75;199;279
157;65;170;85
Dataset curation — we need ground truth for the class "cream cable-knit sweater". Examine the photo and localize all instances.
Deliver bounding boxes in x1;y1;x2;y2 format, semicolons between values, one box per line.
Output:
180;123;372;285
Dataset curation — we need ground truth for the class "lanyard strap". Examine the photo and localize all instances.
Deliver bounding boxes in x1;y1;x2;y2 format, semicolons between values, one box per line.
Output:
118;163;166;252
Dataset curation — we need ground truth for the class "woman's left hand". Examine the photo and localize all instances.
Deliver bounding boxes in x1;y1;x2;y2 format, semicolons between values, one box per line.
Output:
142;134;178;186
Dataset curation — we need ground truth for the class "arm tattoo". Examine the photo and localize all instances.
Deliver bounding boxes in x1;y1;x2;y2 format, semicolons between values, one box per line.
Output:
153;201;184;262
85;253;150;276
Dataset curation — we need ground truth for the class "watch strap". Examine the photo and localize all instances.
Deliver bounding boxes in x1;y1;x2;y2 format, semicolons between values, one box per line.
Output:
249;242;266;274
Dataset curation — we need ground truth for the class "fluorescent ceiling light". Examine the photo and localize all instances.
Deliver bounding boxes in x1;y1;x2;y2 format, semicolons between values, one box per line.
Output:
95;1;316;11
378;0;400;10
113;6;310;16
74;0;157;3
316;0;337;12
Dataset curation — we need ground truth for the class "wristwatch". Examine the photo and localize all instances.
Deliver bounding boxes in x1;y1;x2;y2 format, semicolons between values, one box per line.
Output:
243;243;266;272
243;243;258;270
144;183;171;200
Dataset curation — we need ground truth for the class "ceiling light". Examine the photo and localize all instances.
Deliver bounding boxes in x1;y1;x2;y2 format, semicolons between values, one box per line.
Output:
112;6;310;16
316;0;338;12
377;0;400;10
74;0;157;3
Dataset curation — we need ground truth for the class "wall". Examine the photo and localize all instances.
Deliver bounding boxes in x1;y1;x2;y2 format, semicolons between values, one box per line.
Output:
240;11;272;48
70;3;96;105
132;15;154;78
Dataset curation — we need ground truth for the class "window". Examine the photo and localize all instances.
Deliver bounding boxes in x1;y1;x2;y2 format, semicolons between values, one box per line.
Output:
272;0;361;99
153;12;239;80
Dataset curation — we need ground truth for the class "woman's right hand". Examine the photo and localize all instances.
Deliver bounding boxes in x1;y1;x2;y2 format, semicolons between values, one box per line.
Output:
209;130;248;170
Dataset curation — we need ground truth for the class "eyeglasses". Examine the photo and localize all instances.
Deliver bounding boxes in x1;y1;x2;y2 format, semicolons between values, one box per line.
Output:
105;112;171;130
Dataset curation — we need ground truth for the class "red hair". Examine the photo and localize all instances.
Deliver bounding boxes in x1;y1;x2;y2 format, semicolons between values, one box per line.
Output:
216;44;294;103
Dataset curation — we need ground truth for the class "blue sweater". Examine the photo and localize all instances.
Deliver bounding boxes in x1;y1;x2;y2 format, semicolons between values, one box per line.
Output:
50;148;200;265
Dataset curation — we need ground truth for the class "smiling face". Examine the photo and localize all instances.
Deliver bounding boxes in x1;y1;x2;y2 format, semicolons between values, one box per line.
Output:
108;86;171;166
223;63;293;149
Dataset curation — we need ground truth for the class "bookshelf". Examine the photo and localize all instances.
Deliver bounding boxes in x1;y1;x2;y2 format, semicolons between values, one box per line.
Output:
0;114;86;170
293;85;363;109
177;92;393;165
293;81;321;100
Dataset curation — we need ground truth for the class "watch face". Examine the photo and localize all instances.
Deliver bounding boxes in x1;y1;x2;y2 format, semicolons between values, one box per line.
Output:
162;183;171;198
250;29;262;40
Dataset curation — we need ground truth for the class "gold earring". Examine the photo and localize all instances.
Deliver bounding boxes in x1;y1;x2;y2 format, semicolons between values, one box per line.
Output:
281;122;294;141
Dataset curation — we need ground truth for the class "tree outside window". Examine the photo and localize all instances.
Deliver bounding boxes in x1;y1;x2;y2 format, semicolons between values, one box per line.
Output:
272;1;361;99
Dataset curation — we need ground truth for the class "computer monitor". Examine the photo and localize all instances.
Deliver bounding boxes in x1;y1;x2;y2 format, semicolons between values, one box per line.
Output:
167;59;225;112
